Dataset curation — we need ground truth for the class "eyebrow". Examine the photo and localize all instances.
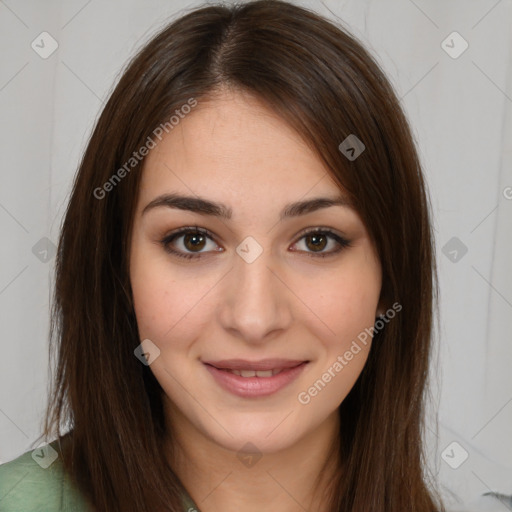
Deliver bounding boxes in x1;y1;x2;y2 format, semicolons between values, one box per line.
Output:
141;192;352;220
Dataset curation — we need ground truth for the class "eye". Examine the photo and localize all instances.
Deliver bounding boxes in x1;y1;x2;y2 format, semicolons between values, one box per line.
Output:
160;226;221;260
159;226;351;260
291;227;351;258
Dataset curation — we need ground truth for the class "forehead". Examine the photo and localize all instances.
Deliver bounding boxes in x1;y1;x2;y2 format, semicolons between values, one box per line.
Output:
138;90;343;204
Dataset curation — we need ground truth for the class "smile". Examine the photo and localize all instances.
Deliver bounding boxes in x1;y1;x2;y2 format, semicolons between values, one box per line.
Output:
203;359;309;398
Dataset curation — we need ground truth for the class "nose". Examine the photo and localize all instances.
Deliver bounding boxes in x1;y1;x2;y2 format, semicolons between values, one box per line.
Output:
218;245;293;345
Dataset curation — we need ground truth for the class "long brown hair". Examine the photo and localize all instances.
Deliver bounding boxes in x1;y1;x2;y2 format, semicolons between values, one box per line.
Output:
38;1;443;510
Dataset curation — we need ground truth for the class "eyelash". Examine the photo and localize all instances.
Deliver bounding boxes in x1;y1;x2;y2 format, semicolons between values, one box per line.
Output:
159;225;351;261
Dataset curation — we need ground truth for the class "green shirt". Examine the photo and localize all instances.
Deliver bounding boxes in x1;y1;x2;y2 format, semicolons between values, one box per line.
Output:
0;440;200;511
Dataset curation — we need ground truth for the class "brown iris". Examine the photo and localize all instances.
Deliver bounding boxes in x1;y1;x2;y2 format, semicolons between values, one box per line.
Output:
183;233;207;252
305;233;327;252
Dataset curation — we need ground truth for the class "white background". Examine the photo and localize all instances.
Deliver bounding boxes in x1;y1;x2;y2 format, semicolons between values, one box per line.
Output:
0;1;511;510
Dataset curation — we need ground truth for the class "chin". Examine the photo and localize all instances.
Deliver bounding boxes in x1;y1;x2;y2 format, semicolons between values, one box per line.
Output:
204;410;308;454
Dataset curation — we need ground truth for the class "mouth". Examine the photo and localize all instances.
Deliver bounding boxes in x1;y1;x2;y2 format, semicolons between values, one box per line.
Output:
203;358;309;370
202;359;309;398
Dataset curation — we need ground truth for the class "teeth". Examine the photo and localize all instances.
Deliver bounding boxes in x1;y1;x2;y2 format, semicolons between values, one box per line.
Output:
224;368;284;377
255;370;272;377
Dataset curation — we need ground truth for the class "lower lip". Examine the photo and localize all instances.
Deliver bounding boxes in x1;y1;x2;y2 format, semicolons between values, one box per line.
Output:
204;362;308;398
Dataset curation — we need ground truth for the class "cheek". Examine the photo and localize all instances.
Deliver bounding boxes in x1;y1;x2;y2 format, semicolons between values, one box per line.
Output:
299;252;381;350
295;263;379;410
130;243;216;344
130;250;171;339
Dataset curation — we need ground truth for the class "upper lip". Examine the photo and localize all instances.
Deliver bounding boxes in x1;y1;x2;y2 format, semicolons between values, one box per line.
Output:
203;359;307;371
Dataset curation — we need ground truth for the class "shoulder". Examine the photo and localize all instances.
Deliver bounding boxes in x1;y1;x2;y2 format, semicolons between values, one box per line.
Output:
0;439;91;512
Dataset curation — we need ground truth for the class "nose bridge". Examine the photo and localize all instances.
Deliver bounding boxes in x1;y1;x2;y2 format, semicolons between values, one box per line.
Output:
219;239;291;342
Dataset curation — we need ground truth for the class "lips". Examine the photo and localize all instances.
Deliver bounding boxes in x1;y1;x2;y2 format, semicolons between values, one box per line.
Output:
204;359;309;398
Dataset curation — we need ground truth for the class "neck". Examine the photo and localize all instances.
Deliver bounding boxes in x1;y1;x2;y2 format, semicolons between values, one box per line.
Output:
165;404;341;512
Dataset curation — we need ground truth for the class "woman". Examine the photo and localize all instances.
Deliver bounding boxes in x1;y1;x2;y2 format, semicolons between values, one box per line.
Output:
0;1;443;510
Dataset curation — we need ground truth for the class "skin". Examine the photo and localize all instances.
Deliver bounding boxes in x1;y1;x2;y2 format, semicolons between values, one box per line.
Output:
129;88;384;512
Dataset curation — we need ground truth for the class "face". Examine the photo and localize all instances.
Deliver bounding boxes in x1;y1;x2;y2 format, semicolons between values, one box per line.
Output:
129;89;383;455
